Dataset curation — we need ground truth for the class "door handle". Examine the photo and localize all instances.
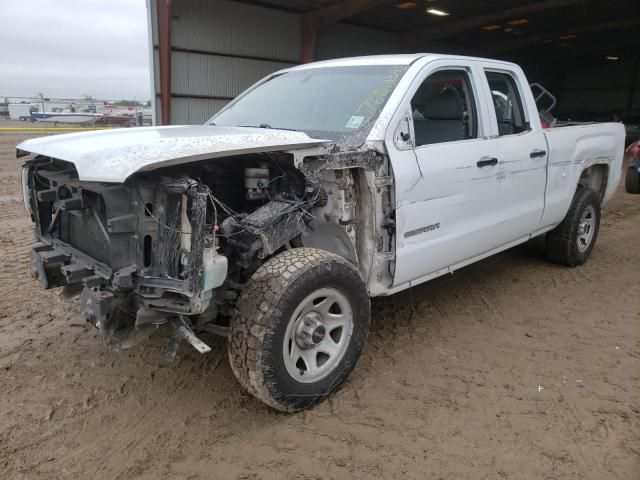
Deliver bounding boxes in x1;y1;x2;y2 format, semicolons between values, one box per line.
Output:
477;157;499;168
530;149;547;158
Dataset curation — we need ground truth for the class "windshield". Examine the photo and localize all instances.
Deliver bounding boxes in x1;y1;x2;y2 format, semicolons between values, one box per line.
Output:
209;65;408;146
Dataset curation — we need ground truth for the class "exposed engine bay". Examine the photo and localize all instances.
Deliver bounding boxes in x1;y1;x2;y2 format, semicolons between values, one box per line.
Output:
23;147;395;356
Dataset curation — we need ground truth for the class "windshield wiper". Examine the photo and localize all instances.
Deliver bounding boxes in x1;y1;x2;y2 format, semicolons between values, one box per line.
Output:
237;123;300;132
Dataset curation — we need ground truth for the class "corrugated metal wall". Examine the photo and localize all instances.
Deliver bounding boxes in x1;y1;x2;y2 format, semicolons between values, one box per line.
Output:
316;24;400;60
169;0;300;124
150;0;402;125
171;97;230;124
172;0;301;61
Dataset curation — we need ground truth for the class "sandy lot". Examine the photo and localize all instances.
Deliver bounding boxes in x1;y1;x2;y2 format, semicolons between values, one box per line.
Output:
0;128;638;479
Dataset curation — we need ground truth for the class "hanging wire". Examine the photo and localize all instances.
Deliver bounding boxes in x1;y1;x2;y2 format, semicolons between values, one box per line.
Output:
138;176;317;240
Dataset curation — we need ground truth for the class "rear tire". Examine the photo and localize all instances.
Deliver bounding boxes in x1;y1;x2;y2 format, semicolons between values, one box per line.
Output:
625;166;640;194
546;187;601;266
228;248;370;412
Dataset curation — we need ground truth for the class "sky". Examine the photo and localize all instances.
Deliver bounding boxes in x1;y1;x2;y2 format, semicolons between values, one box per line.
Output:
0;0;151;101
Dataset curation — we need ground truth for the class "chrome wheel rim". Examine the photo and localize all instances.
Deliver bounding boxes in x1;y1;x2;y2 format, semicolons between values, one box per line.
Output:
282;287;353;383
577;205;596;253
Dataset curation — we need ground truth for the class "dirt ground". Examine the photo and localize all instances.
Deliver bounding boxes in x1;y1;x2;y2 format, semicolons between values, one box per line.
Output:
0;128;638;480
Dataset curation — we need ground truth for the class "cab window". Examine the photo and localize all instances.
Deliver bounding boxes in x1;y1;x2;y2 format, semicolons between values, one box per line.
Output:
410;69;478;147
485;71;529;136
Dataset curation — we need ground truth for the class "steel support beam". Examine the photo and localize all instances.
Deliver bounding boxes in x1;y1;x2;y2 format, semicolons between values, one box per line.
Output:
404;0;591;48
485;16;640;54
301;0;388;63
157;0;174;125
301;16;319;64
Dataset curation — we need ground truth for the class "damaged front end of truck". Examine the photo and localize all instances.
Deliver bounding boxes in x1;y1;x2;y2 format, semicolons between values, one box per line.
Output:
21;155;324;354
18;127;394;357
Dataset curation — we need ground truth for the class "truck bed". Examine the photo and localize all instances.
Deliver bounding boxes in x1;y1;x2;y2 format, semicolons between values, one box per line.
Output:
539;121;625;230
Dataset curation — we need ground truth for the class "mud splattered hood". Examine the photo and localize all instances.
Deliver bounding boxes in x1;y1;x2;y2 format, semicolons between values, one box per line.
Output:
16;125;328;183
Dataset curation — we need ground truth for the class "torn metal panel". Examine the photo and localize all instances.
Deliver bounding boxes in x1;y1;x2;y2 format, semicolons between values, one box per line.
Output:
242;200;308;257
297;149;386;183
220;199;311;261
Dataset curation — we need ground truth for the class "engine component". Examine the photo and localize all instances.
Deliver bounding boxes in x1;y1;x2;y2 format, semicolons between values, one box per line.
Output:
202;245;228;291
221;199;309;260
242;200;308;257
245;164;270;201
80;287;114;331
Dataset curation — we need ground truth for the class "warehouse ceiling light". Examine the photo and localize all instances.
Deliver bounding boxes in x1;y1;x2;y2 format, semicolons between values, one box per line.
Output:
395;2;417;9
426;8;450;16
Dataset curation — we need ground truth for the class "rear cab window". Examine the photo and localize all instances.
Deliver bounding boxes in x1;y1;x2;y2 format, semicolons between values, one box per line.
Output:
484;70;530;136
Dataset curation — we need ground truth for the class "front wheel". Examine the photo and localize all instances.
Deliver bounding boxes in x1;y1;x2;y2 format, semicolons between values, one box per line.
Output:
546;187;601;266
228;248;370;412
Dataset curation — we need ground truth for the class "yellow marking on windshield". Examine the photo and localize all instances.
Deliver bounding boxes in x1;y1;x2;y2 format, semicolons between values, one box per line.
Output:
355;67;406;119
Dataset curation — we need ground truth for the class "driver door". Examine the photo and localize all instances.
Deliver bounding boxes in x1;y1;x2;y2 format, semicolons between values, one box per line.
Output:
388;61;505;287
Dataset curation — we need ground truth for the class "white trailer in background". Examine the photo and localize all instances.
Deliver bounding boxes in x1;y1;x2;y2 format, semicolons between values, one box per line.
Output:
9;103;39;121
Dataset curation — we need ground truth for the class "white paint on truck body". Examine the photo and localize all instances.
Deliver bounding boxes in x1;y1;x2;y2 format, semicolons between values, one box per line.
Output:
537;123;624;230
374;54;625;292
16;125;327;183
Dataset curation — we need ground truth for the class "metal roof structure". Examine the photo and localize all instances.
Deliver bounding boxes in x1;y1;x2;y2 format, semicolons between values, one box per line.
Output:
149;0;640;125
245;0;640;61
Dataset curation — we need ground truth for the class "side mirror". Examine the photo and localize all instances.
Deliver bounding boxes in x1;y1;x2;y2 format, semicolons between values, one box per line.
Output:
394;115;413;150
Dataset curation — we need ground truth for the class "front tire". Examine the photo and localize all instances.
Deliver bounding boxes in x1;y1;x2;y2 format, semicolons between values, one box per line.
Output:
228;248;370;412
546;187;601;266
625;166;640;194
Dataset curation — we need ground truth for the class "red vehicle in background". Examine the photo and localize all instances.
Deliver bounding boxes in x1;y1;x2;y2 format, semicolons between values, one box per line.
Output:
626;139;640;194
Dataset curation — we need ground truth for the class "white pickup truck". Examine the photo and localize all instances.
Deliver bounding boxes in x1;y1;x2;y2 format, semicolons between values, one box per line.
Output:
18;54;625;411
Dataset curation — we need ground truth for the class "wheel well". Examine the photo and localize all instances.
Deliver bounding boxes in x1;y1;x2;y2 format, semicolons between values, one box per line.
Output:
298;221;358;265
579;164;608;199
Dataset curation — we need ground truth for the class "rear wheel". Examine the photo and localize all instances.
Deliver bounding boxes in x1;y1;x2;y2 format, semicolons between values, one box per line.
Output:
546;187;601;266
228;248;370;412
625;166;640;194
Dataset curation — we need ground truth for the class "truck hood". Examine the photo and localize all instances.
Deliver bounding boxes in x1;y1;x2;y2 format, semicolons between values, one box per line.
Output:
16;125;328;183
